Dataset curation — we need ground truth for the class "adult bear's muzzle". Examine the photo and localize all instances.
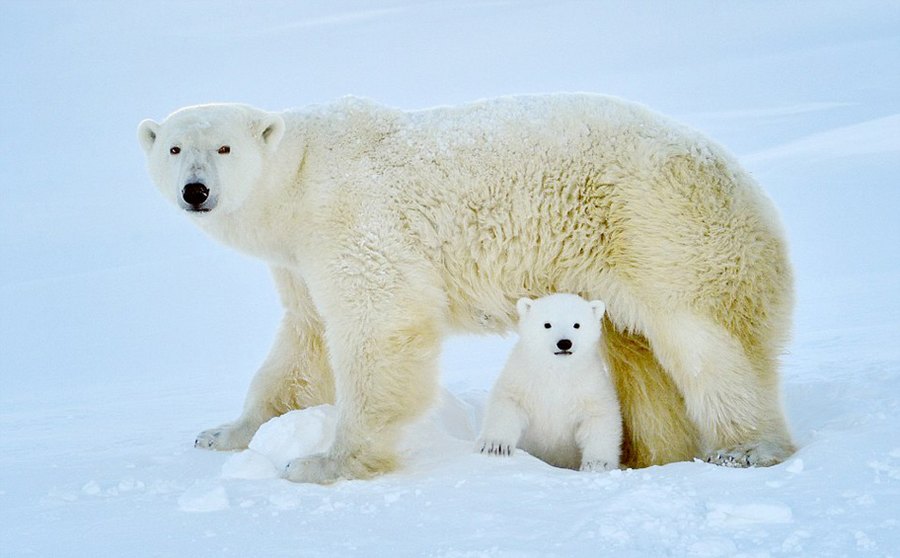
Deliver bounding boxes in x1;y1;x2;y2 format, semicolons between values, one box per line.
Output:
181;182;212;212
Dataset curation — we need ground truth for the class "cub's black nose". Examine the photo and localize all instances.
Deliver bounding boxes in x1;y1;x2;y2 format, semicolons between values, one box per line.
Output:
556;339;572;351
182;182;209;207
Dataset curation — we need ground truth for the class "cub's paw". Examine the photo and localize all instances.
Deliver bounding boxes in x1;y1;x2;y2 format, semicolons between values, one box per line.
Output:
706;440;793;468
194;423;254;451
476;439;516;457
580;459;616;472
284;454;344;484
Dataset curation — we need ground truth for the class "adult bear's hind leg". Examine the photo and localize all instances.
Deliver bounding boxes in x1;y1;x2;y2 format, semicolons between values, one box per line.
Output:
602;319;700;468
646;310;794;467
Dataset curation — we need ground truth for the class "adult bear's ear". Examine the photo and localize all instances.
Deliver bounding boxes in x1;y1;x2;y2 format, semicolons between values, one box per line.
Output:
516;298;533;319
257;114;285;152
589;300;606;321
137;119;160;154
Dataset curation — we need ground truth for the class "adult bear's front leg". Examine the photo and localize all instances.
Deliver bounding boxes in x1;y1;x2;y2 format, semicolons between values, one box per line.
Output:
284;289;444;483
195;268;335;451
194;310;327;450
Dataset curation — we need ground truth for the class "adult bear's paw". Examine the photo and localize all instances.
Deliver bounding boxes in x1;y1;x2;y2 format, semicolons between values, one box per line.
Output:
283;453;343;484
705;440;793;468
283;448;397;483
194;422;255;451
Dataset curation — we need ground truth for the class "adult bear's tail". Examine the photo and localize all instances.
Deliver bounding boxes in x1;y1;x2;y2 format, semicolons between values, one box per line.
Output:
602;317;701;468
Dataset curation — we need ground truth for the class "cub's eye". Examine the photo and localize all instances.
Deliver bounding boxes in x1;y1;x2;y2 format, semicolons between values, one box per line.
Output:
217;145;231;154
544;323;551;329
573;323;580;329
169;146;181;155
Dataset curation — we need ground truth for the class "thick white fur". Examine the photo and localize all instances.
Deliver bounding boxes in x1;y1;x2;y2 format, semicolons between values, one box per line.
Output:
478;294;621;471
138;94;794;483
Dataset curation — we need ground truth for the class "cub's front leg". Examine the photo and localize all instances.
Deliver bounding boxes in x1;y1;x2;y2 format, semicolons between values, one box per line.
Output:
477;392;528;457
576;404;623;472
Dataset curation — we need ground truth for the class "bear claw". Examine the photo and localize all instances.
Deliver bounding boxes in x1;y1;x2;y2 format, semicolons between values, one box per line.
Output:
477;440;515;457
580;460;614;472
705;441;792;468
194;424;253;451
284;454;344;484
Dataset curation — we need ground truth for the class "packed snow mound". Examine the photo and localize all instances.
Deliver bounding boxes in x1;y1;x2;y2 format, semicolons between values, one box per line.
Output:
222;406;338;479
222;390;482;480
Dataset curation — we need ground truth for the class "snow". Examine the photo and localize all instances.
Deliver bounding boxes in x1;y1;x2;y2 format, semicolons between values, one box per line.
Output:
743;114;900;163
1;1;899;556
222;407;339;480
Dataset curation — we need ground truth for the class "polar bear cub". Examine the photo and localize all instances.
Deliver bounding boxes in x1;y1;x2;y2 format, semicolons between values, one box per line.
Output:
477;294;622;471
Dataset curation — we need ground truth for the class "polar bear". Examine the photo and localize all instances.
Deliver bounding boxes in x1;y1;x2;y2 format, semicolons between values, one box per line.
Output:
478;294;621;471
137;94;794;483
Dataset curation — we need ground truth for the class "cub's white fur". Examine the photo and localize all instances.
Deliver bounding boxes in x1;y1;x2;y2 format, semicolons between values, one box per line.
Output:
478;294;621;471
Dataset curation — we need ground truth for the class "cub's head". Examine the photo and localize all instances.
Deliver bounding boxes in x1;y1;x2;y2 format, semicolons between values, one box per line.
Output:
516;294;606;360
137;104;284;216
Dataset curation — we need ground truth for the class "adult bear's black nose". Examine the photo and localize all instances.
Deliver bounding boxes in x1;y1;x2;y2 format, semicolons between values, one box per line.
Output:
182;182;209;207
556;339;572;352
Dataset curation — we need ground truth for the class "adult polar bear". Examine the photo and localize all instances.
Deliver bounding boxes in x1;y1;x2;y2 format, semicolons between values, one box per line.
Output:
138;94;794;483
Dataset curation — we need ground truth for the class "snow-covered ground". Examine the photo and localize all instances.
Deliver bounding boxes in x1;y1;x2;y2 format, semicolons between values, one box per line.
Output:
2;1;899;556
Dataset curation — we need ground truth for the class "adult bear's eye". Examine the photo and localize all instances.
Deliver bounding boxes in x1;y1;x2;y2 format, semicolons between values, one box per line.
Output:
544;323;551;329
573;323;580;329
218;145;231;154
169;146;181;155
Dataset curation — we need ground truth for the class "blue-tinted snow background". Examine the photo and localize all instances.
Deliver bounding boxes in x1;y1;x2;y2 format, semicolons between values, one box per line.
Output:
1;1;899;556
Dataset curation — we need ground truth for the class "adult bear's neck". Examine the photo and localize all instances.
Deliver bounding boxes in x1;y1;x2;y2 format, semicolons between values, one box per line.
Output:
198;131;314;269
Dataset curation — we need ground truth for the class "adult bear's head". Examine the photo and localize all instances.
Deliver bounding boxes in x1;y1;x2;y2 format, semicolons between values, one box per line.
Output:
138;104;284;216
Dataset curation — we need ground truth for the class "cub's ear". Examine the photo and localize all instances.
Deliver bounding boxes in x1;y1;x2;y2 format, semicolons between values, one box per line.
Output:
137;119;160;154
589;300;606;320
256;114;285;151
516;297;533;319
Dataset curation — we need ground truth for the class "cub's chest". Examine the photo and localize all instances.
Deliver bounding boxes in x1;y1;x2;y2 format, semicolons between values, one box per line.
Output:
517;367;596;418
